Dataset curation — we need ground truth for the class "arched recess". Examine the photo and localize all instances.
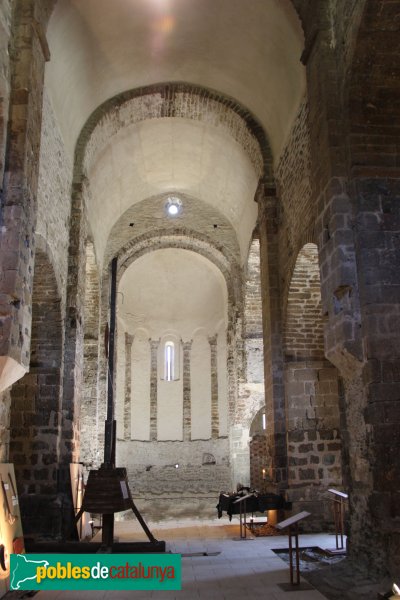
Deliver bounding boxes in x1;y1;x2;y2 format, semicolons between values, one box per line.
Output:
87;228;243;464
9;240;63;537
249;406;268;491
284;243;342;528
116;230;240;308
113;246;232;520
79;241;101;467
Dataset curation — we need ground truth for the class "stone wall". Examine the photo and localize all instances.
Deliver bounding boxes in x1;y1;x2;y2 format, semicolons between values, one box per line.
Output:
36;90;73;309
249;433;268;491
283;242;342;528
275;97;314;303
117;438;231;521
284;243;325;361
290;0;400;573
8;246;64;538
9;248;62;496
285;361;342;528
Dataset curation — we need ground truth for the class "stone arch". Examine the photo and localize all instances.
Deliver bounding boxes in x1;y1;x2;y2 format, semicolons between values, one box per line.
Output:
103;192;241;272
284;243;324;361
9;240;63;537
113;244;232;518
249;406;268;490
73;83;272;185
116;230;241;311
283;243;342;527
92;225;243;453
113;231;242;448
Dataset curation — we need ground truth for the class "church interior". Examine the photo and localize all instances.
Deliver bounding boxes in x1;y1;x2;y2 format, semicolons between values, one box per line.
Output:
0;0;399;596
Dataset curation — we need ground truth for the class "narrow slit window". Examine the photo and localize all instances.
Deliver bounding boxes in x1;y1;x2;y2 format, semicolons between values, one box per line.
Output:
164;341;175;381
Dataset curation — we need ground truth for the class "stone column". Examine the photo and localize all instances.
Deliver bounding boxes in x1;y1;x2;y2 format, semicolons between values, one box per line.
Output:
257;185;287;490
209;335;219;439
149;339;159;442
182;340;192;441
124;333;133;440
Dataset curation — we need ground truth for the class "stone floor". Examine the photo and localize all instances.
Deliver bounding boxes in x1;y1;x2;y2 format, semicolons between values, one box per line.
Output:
33;518;332;600
6;518;393;600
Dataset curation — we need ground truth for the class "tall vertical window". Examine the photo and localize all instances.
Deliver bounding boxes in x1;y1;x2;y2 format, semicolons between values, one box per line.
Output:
164;341;175;381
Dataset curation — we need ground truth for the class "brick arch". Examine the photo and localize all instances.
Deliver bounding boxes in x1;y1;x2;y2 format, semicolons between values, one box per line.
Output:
284;243;324;361
102;192;241;273
96;231;244;460
116;231;242;311
73;82;272;185
281;224;317;321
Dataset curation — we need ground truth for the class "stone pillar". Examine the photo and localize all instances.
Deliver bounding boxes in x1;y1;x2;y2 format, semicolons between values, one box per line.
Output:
124;333;133;440
0;0;51;392
149;339;159;442
349;178;400;575
209;335;219;439
60;183;88;474
182;340;192;442
257;185;287;490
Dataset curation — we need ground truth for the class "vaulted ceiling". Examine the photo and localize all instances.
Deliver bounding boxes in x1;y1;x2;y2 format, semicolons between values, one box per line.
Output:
45;0;305;266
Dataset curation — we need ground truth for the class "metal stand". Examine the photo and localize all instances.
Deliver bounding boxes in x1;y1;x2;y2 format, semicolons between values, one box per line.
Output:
232;494;255;540
325;488;348;555
276;511;314;591
288;523;300;585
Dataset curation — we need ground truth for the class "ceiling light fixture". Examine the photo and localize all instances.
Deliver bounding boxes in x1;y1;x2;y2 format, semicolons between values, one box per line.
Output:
165;196;182;217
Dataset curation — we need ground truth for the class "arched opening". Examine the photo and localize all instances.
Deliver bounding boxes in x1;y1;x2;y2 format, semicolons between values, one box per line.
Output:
113;247;230;520
9;246;63;537
284;243;342;528
249;406;268;491
164;341;175;382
